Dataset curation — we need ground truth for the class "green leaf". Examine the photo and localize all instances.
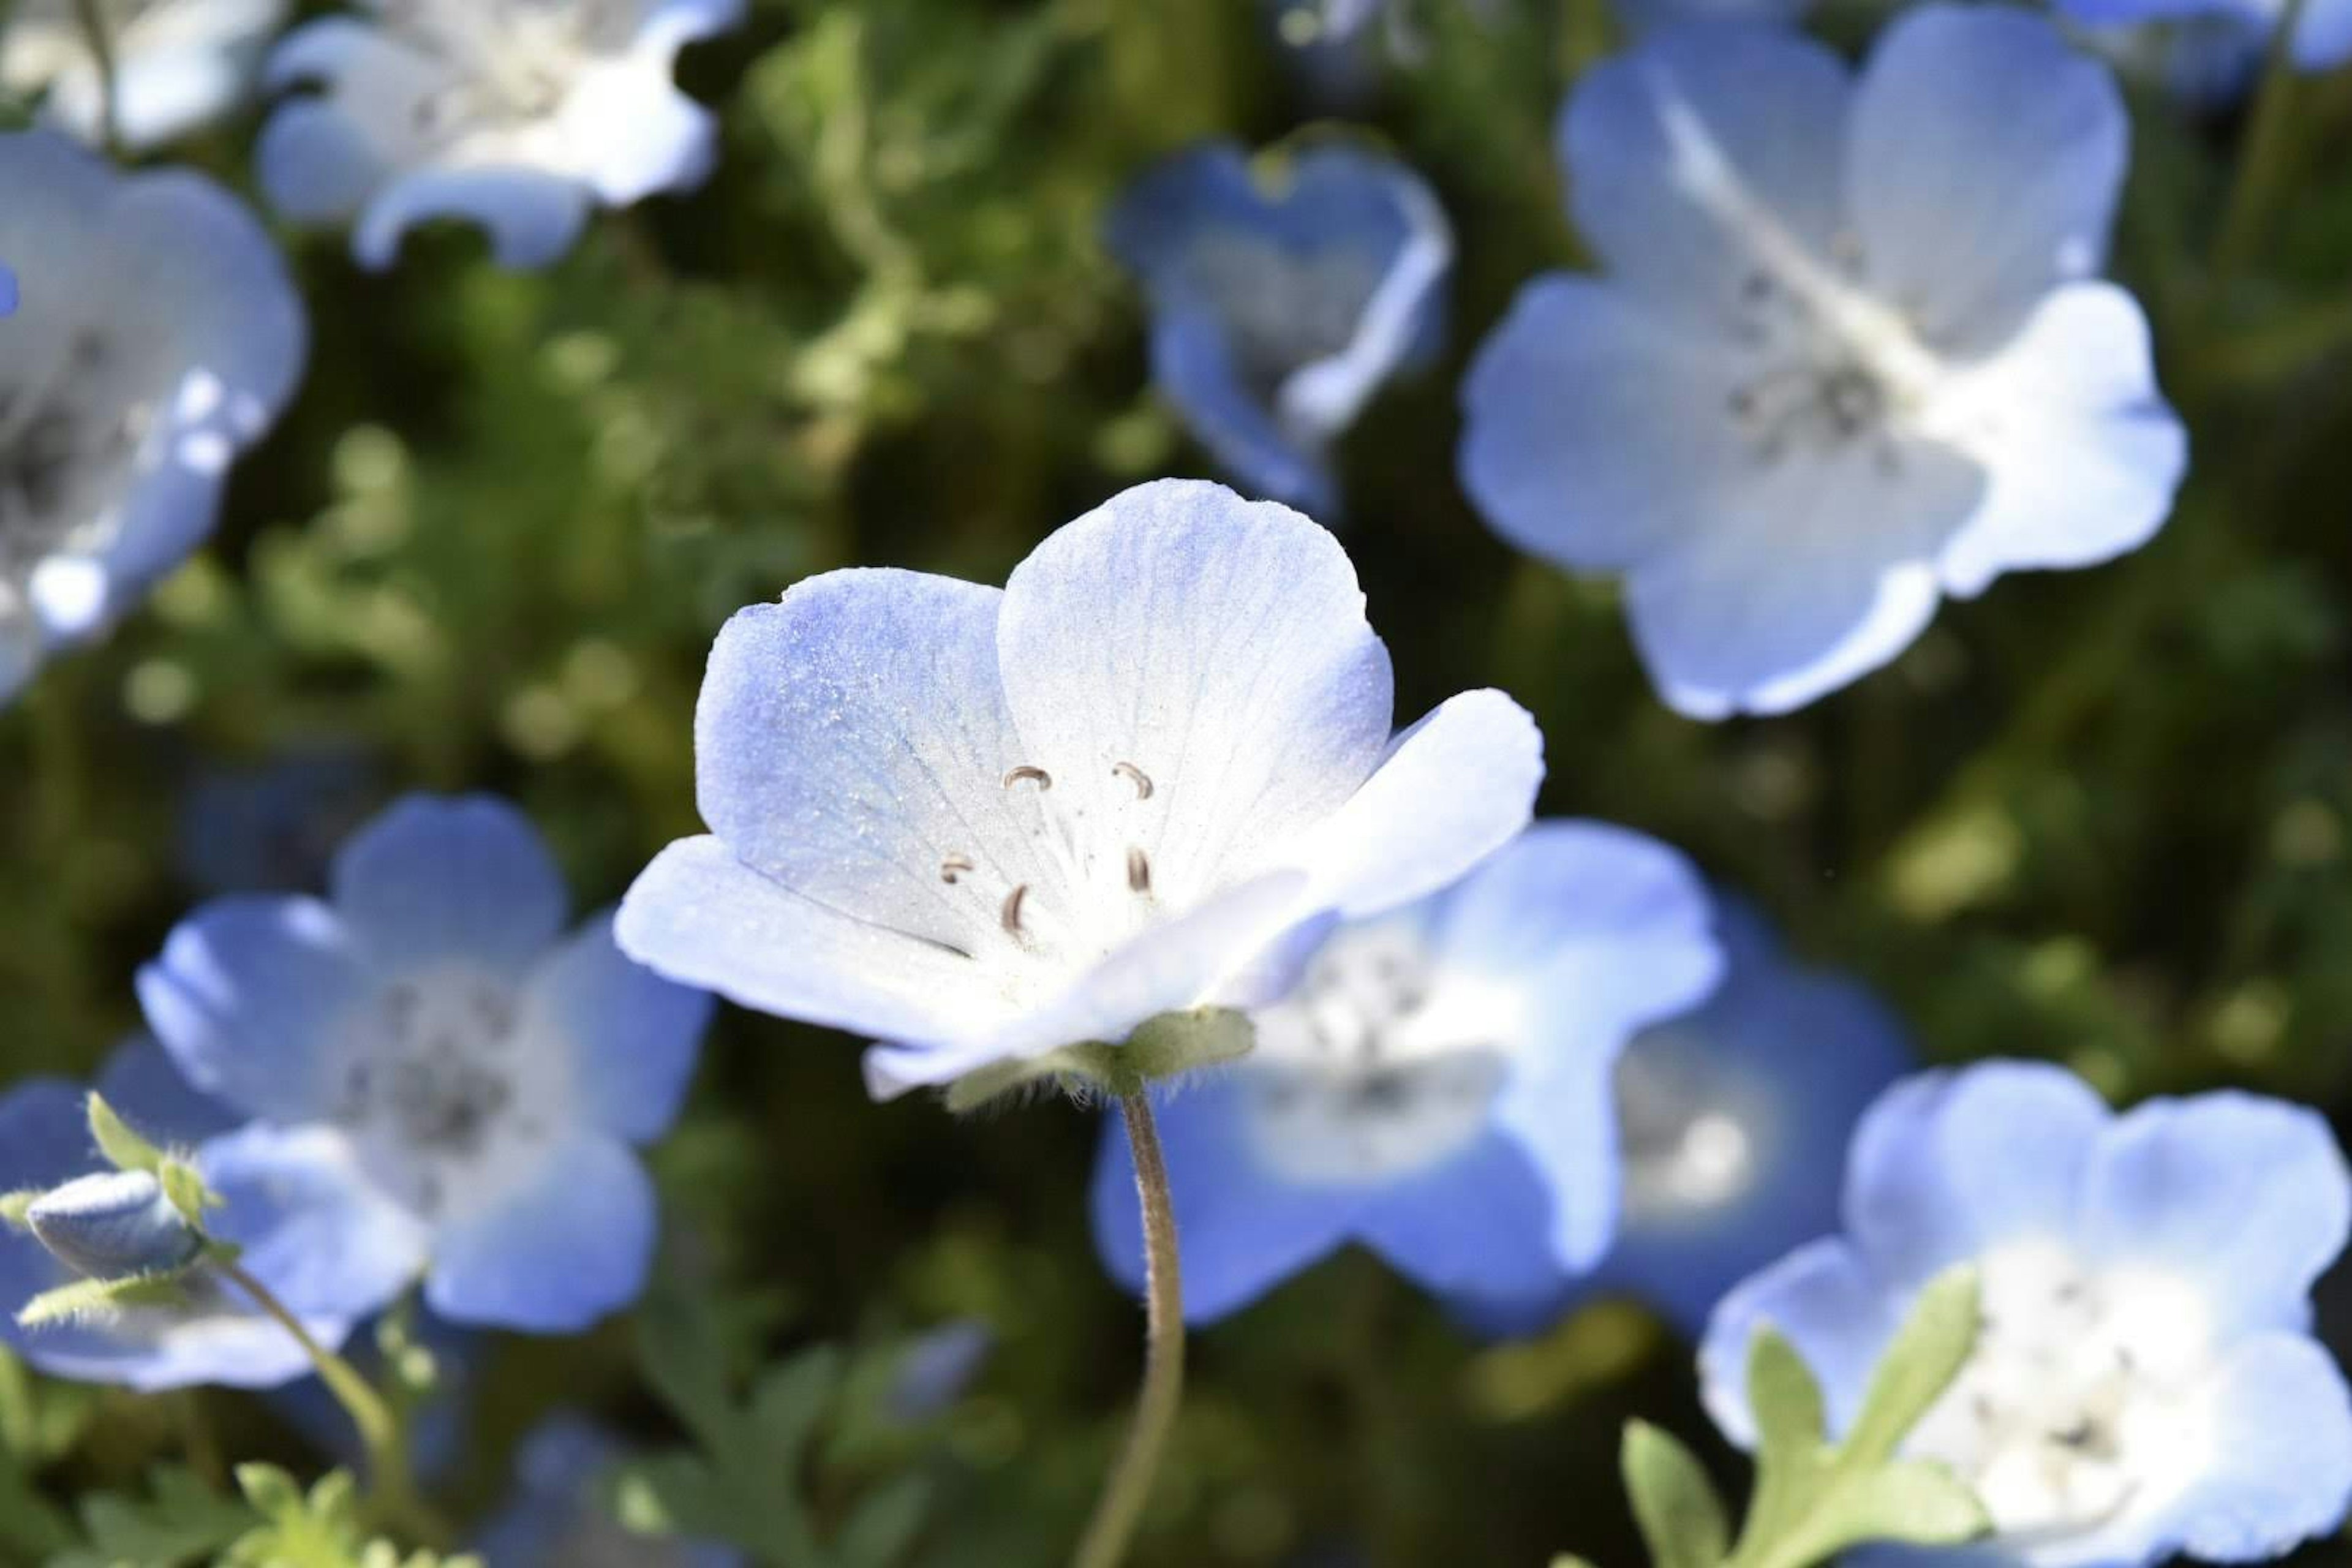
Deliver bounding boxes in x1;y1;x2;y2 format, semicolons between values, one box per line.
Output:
47;1466;254;1568
1622;1422;1729;1568
1744;1329;1826;1460
752;1344;847;1466
18;1272;189;1328
1818;1461;1992;1550
1842;1266;1981;1467
233;1464;305;1521
834;1472;931;1567
87;1093;164;1175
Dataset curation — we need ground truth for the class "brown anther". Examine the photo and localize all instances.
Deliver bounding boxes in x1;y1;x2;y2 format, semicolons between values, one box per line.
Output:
1126;847;1152;894
940;854;974;884
1003;765;1052;791
1113;761;1155;801
1001;884;1029;935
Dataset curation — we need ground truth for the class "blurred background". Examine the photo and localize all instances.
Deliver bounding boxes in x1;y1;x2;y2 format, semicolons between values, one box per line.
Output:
9;0;2352;1562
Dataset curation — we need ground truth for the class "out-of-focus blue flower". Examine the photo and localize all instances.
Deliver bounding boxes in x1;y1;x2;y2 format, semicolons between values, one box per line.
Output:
138;794;716;1334
888;1318;994;1421
258;0;745;271
1463;898;1910;1338
2060;0;2352;70
177;745;380;894
1108;143;1452;522
1459;7;2186;719
1090;823;1721;1322
617;479;1542;1102
2075;13;2267;104
0;130;306;707
1701;1061;2352;1567
0;1038;372;1391
2;0;291;151
473;1413;744;1568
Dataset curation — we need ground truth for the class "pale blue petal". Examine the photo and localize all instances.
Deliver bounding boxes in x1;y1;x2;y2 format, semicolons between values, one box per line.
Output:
257;97;389;225
1148;309;1338;518
424;1135;655;1333
0;1079;100;1193
2078;1091;2351;1338
564;77;718;206
1847;5;2127;350
1841;1061;2109;1289
1561;23;1850;316
94;1035;239;1147
137;895;369;1121
1622;435;1981;718
2162;1334;2352;1561
353;168;594;273
523;910;712;1144
330;796;569;981
1091;1079;1356;1323
1932;283;2185;600
995;480;1393;907
1357;1130;1575;1302
1458;274;1751;575
1697;1236;1902;1447
198;1123;429;1322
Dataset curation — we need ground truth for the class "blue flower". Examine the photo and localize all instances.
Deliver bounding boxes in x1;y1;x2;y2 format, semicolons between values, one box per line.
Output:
258;0;745;271
2;0;292;151
473;1413;744;1568
1090;822;1720;1322
138;794;716;1333
1700;1061;2352;1566
1108;144;1452;521
617;479;1543;1101
0;1038;377;1391
1462;897;1911;1337
1459;7;2186;719
2058;0;2352;70
2075;13;2267;103
0;129;306;706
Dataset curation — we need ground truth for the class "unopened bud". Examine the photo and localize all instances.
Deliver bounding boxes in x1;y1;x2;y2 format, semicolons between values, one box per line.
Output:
26;1170;205;1281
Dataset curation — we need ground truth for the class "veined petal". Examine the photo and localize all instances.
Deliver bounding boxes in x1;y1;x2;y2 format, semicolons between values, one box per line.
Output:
995;480;1394;910
330;796;570;982
1847;5;2127;351
1355;1129;1577;1301
423;1133;655;1332
523;911;713;1145
198;1122;431;1323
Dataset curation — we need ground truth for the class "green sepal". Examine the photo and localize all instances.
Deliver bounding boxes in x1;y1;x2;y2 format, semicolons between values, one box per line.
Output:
17;1272;191;1330
941;1007;1255;1111
1842;1266;1980;1467
0;1191;38;1231
86;1095;163;1175
159;1160;223;1228
1623;1420;1729;1568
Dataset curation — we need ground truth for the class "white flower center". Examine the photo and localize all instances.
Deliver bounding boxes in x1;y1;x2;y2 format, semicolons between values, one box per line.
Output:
333;965;560;1218
0;326;154;591
1905;1239;2218;1549
1242;920;1511;1185
935;758;1169;988
1613;1033;1761;1225
379;0;619;137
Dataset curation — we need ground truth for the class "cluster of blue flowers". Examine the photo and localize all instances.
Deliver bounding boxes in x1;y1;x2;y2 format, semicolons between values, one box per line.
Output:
4;0;2352;1562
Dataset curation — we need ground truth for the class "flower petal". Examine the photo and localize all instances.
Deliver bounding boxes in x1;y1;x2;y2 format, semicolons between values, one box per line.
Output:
1289;689;1542;919
198;1123;430;1322
1847;4;2127;350
1841;1061;2111;1288
1927;282;2186;598
137;895;369;1121
1147;309;1338;519
1697;1235;1903;1448
994;480;1394;910
94;1035;240;1148
1357;1130;1578;1301
2164;1334;2352;1561
1091;1080;1355;1324
690;568;1033;960
424;1134;655;1333
2078;1091;2351;1338
617;837;1017;1054
556;65;717;205
330;795;569;982
524;910;714;1145
353;168;594;273
1561;22;1852;317
257;96;388;225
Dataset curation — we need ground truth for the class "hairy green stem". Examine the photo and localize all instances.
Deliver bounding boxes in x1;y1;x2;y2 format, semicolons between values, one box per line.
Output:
1071;1093;1186;1568
217;1260;442;1542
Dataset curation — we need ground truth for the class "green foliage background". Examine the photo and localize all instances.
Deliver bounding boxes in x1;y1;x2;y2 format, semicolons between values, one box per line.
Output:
8;0;2352;1562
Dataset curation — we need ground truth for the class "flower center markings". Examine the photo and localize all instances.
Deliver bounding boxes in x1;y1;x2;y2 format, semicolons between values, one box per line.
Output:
380;0;615;141
1613;1036;1760;1222
0;326;151;582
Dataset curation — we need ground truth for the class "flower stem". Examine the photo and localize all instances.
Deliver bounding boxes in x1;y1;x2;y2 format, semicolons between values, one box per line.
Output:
2206;0;2313;307
1071;1093;1186;1568
70;0;121;155
216;1259;442;1542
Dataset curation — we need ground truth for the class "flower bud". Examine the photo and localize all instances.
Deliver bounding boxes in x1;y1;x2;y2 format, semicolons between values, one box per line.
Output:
25;1170;205;1281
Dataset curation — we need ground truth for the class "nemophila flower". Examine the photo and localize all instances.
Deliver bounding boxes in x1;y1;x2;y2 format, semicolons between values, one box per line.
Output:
474;1413;743;1568
2;0;292;151
1459;7;2187;719
1090;821;1720;1322
0;1039;375;1391
617;479;1543;1101
1700;1061;2352;1567
258;0;745;271
138;794;716;1333
1463;897;1911;1338
2059;0;2352;70
0;130;305;706
1108;144;1452;521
